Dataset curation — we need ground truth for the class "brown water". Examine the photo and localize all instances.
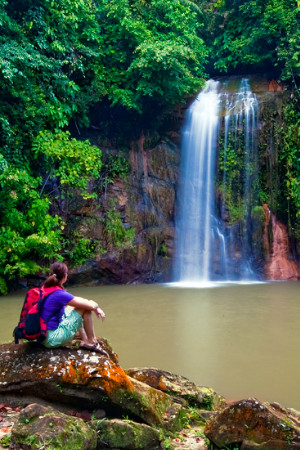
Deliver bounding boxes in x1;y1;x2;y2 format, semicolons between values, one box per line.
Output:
1;282;299;411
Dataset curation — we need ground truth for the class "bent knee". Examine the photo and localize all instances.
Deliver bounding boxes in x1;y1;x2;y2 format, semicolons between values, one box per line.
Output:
74;308;85;317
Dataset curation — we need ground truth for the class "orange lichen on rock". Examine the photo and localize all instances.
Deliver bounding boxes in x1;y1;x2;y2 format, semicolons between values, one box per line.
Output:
157;377;167;391
14;349;134;397
61;361;90;384
125;369;169;391
205;398;300;448
34;363;65;380
43;358;135;395
0;344;183;431
99;362;134;395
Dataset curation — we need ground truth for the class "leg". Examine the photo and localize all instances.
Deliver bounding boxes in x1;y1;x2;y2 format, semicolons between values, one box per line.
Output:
43;309;84;348
75;308;97;346
78;327;87;343
74;308;109;356
82;310;97;345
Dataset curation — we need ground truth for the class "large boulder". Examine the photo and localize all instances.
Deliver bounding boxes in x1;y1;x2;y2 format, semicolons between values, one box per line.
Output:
11;403;97;450
3;342;300;449
0;341;183;431
93;418;161;449
11;404;161;450
126;367;226;411
205;398;300;449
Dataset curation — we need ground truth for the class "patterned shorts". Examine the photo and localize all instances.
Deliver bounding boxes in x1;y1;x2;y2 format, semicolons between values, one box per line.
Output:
43;309;83;348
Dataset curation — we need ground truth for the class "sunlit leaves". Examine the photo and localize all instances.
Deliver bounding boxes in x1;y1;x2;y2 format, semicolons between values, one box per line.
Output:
33;130;102;199
98;0;208;111
0;0;102;161
0;165;63;293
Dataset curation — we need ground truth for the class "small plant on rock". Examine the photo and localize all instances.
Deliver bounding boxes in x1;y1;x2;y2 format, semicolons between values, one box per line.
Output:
0;434;11;448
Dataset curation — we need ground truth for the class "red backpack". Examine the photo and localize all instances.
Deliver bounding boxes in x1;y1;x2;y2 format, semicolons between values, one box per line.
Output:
13;286;62;344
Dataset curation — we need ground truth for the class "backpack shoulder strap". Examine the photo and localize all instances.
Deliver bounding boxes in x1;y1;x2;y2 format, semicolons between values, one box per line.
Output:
37;286;63;315
41;286;63;297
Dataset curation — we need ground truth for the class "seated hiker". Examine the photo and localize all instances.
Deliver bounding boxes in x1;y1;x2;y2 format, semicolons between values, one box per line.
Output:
41;261;107;354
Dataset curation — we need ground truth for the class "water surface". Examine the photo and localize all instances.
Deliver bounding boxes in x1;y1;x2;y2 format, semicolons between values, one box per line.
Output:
1;282;299;411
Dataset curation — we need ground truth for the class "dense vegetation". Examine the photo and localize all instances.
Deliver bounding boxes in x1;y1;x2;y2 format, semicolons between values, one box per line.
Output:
0;0;299;292
208;0;299;84
208;0;300;251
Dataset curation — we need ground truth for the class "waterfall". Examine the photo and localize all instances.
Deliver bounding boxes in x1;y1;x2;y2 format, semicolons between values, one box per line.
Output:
174;78;259;283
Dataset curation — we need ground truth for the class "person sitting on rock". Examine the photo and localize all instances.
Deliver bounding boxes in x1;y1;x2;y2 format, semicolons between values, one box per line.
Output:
41;261;107;355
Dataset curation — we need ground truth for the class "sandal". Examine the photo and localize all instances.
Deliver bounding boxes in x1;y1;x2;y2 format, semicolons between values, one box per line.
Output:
79;343;109;357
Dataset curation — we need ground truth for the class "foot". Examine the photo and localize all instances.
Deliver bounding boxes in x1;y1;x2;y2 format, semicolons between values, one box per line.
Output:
79;342;109;357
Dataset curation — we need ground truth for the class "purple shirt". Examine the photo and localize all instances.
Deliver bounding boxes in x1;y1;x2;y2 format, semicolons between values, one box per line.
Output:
41;290;74;330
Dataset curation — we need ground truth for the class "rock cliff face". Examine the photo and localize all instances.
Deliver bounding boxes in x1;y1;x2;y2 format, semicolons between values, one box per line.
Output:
263;204;300;280
64;83;299;285
67;138;180;286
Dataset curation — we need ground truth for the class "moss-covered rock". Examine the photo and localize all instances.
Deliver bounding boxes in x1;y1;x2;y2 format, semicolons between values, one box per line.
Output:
0;342;183;431
94;418;161;449
11;403;97;450
204;398;300;449
126;367;226;412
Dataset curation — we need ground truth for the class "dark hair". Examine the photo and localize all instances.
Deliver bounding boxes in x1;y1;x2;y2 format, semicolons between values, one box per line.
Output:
44;262;68;288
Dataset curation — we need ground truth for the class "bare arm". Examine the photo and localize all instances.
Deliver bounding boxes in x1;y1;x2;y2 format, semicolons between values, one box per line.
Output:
67;297;105;321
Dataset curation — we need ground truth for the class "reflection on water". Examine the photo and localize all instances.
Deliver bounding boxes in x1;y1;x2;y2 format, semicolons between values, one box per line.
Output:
1;282;299;410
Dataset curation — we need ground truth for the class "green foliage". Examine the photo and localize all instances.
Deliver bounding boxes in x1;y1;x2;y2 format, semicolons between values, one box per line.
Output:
218;136;247;224
282;104;300;213
102;154;130;186
0;0;299;288
251;205;266;223
0;164;63;293
56;383;64;393
0;433;11;447
207;0;300;84
97;0;207;113
161;438;173;450
0;0;208;157
0;0;207;289
278;95;300;227
0;0;103;158
33;130;102;200
274;4;300;85
160;243;168;258
257;189;269;205
217;115;262;226
67;236;97;267
185;406;205;424
104;202;135;250
0;276;8;295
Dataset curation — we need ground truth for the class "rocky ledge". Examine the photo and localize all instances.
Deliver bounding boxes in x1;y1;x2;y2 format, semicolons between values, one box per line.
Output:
0;340;299;449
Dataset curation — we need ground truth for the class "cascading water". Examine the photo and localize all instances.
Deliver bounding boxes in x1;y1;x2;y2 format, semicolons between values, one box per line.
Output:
174;78;259;284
